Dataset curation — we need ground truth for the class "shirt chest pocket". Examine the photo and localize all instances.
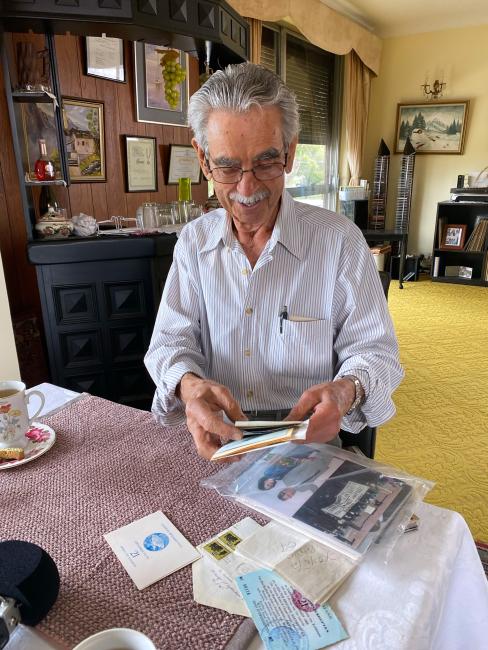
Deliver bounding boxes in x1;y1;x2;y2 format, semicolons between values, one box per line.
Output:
273;318;334;380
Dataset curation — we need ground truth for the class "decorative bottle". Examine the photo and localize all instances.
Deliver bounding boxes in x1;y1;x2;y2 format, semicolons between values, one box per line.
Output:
34;138;55;181
178;177;192;202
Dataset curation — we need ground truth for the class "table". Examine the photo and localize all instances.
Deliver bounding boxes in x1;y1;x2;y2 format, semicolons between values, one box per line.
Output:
3;384;488;650
361;230;408;289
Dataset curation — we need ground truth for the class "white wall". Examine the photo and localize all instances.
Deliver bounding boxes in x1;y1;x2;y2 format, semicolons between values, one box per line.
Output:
0;250;20;379
364;24;488;255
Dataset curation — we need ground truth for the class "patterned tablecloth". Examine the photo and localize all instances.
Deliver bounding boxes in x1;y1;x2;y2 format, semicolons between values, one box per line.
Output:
2;390;488;650
1;394;260;650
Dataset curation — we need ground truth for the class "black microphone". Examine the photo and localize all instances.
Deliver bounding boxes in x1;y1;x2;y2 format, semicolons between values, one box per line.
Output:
0;541;60;648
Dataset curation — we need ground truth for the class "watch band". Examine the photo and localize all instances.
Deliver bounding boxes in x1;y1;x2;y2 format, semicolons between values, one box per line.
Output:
340;375;365;415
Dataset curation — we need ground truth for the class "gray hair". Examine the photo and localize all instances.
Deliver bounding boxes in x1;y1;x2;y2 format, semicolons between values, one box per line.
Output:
187;63;300;154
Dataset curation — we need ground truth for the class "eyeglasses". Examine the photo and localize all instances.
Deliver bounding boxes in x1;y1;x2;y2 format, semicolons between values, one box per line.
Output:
206;153;288;184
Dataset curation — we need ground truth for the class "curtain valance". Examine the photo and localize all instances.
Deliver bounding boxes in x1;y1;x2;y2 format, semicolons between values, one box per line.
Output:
228;0;382;75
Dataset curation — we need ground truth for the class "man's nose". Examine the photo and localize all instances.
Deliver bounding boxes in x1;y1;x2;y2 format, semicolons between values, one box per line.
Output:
236;168;260;193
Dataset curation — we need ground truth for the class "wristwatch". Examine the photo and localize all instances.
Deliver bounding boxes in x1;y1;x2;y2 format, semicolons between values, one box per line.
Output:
340;375;365;415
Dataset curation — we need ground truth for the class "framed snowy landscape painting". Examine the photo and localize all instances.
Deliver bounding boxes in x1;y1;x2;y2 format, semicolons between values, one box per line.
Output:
395;101;469;154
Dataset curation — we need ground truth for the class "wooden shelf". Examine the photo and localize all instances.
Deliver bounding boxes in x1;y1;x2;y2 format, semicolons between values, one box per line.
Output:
432;276;487;286
433;248;485;255
431;202;488;288
25;179;66;186
12;90;55;103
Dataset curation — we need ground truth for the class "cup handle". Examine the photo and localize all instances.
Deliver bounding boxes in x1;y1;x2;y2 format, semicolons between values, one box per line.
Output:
26;390;45;421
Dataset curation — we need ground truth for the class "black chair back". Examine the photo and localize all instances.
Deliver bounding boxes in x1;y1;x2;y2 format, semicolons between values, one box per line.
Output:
338;270;390;458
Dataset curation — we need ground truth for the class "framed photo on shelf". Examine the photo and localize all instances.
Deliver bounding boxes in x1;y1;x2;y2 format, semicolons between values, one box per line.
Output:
395;101;469;154
62;97;105;182
124;135;158;192
134;42;188;126
85;36;126;83
167;145;201;184
440;224;467;250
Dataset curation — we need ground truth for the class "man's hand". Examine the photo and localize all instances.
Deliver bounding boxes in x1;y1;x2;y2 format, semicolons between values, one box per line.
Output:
286;379;356;443
178;373;245;460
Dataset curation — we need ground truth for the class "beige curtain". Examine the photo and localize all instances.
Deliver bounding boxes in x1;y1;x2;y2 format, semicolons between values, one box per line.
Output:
345;50;372;186
246;17;262;64
229;0;382;75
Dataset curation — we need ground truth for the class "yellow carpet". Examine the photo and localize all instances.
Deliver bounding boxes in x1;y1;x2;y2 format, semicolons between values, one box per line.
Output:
377;277;488;541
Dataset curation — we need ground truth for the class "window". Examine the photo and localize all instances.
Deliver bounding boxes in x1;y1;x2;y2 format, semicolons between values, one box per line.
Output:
261;26;339;210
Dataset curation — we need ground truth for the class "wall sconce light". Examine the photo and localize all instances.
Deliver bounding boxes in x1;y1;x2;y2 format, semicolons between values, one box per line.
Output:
421;79;446;100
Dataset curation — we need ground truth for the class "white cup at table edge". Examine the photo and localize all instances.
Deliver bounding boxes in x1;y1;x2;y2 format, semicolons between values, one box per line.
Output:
0;380;45;450
72;627;156;650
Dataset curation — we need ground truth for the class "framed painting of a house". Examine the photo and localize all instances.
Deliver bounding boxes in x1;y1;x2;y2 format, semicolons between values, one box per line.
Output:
395;101;469;154
62;97;106;182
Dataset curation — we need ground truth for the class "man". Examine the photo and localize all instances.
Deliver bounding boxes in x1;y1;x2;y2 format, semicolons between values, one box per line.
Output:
257;447;321;491
145;63;403;460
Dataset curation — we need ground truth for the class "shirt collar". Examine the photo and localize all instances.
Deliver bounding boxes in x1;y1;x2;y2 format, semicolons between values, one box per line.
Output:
199;190;304;260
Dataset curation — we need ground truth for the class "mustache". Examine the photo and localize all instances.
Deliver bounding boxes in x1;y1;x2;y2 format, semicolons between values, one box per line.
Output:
228;189;270;206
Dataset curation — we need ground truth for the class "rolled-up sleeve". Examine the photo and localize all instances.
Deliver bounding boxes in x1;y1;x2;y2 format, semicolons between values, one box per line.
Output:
332;229;404;432
144;230;205;425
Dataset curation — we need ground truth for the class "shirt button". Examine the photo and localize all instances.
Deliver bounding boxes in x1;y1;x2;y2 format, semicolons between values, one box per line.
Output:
247;390;254;399
244;349;251;357
245;307;253;315
242;268;249;275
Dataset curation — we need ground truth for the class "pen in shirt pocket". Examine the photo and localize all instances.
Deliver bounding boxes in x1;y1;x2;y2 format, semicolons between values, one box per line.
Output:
279;305;320;332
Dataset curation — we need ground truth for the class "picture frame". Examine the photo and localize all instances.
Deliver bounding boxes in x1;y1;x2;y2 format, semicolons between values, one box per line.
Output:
440;224;467;250
134;41;189;126
62;97;105;183
167;145;201;184
395;101;469;154
85;36;126;83
124;135;158;192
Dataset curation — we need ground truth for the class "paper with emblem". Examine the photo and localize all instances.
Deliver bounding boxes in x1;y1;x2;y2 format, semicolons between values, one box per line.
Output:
104;511;200;590
235;569;348;650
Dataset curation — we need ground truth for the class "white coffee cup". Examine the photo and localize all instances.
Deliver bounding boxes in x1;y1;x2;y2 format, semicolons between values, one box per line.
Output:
72;628;156;650
0;380;45;450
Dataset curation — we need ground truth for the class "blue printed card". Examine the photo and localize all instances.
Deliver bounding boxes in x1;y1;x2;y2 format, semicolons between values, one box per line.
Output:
236;569;348;649
104;511;200;589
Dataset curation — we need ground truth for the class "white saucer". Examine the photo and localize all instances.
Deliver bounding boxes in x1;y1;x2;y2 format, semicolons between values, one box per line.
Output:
0;422;56;470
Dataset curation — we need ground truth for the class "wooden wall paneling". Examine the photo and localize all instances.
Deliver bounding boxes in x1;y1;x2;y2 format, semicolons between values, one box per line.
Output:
101;78;127;219
55;35;81;97
116;42;141;219
146;121;166;205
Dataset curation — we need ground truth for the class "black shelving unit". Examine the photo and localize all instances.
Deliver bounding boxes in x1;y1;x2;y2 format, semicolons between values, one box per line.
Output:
431;200;488;286
1;29;69;239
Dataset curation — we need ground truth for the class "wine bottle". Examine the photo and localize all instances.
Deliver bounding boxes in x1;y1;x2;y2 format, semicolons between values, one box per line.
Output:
38;184;58;218
34;138;55;181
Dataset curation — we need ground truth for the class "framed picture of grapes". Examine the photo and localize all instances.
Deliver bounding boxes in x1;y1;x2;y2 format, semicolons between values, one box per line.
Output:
134;42;188;126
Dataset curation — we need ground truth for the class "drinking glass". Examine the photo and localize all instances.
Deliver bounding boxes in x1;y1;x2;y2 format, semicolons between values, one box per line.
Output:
157;205;173;227
187;203;203;221
142;203;158;230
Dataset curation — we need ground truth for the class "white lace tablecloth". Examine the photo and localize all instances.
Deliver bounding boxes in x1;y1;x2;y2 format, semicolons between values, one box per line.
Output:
12;384;488;650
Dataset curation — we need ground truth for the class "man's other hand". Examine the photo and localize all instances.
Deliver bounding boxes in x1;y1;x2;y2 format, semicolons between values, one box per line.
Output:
286;379;356;443
178;373;245;460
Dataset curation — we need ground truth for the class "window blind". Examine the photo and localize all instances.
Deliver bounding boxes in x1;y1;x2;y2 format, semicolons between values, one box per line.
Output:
285;36;334;146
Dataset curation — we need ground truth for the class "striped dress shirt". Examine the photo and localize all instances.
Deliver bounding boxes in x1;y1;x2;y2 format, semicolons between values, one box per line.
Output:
145;190;403;431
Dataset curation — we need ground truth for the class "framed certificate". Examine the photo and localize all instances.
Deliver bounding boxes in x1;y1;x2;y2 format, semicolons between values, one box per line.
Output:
124;135;158;192
167;145;201;184
85;37;125;83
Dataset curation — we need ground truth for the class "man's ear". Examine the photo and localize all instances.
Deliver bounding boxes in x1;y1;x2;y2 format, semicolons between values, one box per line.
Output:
285;136;298;173
192;138;210;179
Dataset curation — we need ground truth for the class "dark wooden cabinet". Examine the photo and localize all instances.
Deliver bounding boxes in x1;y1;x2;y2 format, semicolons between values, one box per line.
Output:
431;201;488;286
28;234;176;409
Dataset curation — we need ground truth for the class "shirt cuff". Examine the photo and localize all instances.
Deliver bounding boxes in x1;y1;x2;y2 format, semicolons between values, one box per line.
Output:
151;360;205;426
